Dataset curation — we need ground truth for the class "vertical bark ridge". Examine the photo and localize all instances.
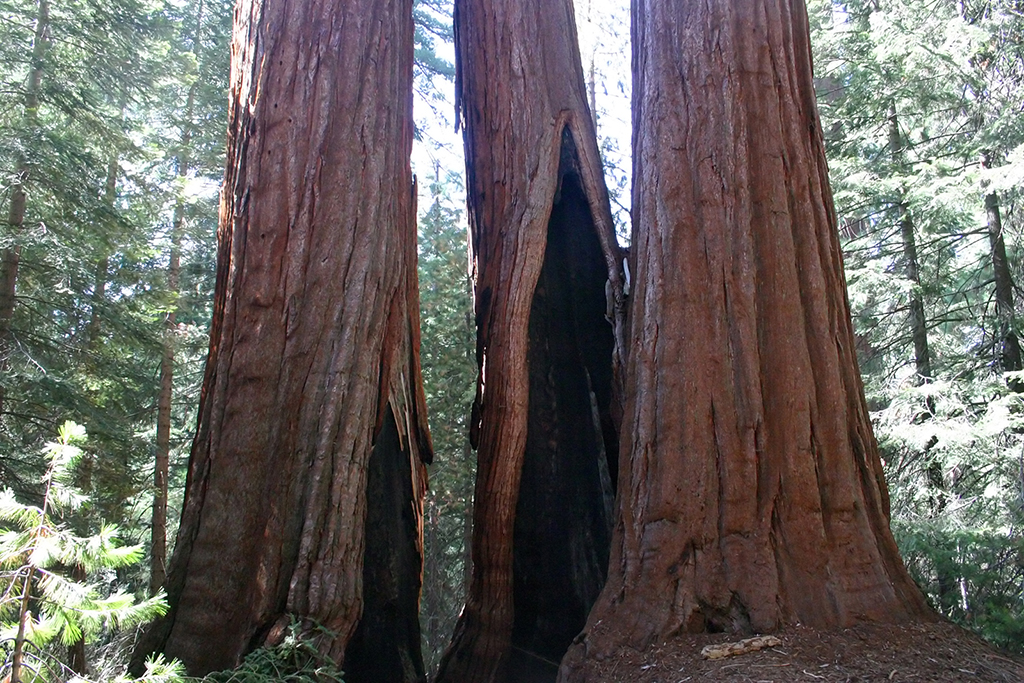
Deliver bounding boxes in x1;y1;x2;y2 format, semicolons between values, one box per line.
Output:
561;1;931;676
130;0;430;677
437;1;623;680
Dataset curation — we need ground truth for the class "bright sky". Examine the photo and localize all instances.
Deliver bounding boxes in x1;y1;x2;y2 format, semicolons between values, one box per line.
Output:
575;0;632;235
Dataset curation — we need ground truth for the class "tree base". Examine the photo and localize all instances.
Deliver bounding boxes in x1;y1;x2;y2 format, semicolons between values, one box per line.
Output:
558;620;1023;682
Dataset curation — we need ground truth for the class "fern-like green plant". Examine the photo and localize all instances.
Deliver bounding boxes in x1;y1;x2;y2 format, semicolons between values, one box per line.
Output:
200;619;345;683
0;421;168;682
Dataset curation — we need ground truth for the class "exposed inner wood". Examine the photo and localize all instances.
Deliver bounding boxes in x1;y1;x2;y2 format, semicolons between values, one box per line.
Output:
510;136;617;681
345;406;426;683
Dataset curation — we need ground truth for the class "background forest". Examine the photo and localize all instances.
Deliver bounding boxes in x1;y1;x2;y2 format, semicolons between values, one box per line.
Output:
0;0;1021;678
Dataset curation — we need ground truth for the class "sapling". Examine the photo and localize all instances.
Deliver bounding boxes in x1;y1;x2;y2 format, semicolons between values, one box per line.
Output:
0;421;167;682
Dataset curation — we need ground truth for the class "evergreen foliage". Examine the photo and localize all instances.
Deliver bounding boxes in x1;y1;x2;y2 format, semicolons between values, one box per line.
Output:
0;421;166;680
575;0;631;238
812;0;1024;651
417;171;475;675
0;0;1022;677
407;3;476;674
197;621;345;683
0;0;229;583
413;0;456;138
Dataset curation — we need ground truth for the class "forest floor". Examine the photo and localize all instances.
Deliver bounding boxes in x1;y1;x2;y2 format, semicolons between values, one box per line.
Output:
571;620;1024;682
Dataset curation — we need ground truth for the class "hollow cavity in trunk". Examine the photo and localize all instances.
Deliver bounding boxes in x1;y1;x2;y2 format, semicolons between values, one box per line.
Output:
345;406;426;683
510;137;617;681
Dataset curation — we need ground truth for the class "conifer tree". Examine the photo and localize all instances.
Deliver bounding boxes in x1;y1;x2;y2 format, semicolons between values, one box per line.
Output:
562;1;931;677
131;0;432;677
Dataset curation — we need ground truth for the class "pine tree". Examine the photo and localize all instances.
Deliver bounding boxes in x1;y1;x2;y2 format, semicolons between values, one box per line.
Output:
0;421;166;682
811;0;1024;650
417;172;476;674
147;0;231;597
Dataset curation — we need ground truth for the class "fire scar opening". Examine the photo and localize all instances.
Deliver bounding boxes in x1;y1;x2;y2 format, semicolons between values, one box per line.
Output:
344;406;425;683
510;129;618;681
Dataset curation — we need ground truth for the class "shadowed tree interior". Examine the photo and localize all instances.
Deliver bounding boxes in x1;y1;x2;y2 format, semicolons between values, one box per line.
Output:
344;406;428;683
434;0;625;679
510;136;618;681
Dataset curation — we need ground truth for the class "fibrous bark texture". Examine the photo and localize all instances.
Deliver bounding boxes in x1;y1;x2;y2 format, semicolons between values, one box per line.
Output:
129;0;431;677
434;1;625;681
560;1;931;677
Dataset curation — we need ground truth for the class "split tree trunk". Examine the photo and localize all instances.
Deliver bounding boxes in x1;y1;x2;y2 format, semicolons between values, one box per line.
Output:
434;1;625;681
129;0;432;677
560;1;931;677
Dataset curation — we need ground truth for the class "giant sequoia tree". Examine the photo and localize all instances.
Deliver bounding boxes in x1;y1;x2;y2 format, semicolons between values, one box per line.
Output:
434;0;626;681
130;0;432;678
560;0;932;676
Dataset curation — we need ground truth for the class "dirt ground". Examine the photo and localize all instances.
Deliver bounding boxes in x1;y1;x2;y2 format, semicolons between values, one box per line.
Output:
568;620;1024;682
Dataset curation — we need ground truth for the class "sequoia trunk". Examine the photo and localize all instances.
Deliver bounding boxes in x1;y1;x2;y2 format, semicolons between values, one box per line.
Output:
560;0;931;676
434;1;625;682
129;0;431;677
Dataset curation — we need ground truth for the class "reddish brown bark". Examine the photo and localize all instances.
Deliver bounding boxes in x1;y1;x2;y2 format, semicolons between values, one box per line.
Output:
435;1;625;682
129;0;431;677
560;1;931;677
